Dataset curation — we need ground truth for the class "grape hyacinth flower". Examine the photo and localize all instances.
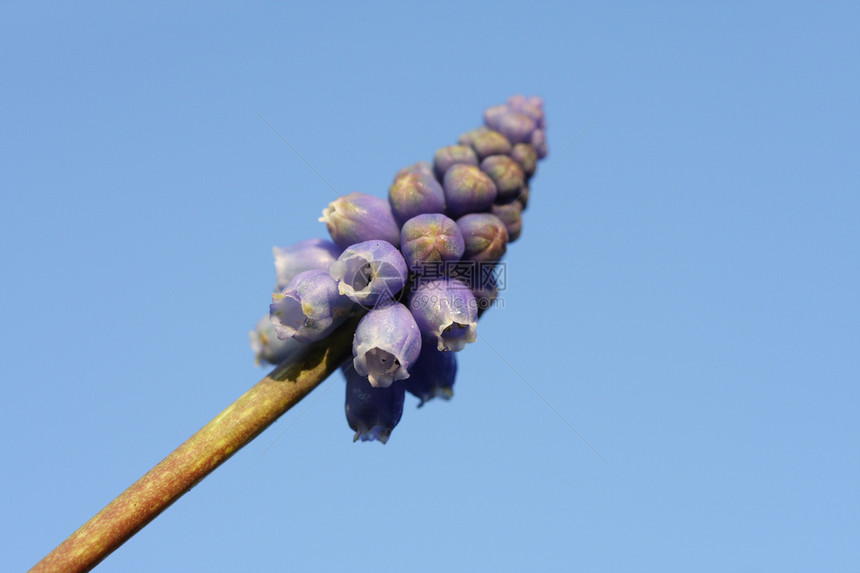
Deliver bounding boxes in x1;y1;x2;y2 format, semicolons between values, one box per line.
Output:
329;240;408;308
443;164;497;218
405;344;458;406
400;213;465;271
480;154;525;204
273;238;342;292
409;277;478;352
31;95;552;573
319;192;401;249
491;201;523;242
510;143;538;180
458;127;512;160
433;144;478;179
343;362;405;444
484;104;536;145
388;170;446;225
352;302;422;388
249;314;304;366
269;270;354;343
456;213;508;263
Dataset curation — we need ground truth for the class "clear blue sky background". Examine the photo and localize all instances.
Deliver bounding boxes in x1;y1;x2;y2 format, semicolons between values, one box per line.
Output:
2;2;858;572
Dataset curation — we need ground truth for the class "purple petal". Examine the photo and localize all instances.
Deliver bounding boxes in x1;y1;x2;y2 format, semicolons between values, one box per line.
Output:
273;238;342;292
343;361;405;444
388;171;446;225
408;278;477;352
405;344;458;406
353;302;422;388
400;213;465;272
329;240;408;308
442;164;497;218
319;192;401;250
269;270;354;343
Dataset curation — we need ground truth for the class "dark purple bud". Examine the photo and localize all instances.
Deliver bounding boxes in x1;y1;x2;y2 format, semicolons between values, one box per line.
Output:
480;155;524;204
400;213;465;271
510;143;538;179
269;270;354;343
442;164;497;218
405;344;457;406
530;129;548;159
329;240;408;308
456;213;508;263
408;277;478;352
343;361;405;444
458;127;512;160
319;192;401;250
273;238;342;292
516;184;530;210
353;302;422;388
388;171;446;225
433;145;478;180
491;201;523;242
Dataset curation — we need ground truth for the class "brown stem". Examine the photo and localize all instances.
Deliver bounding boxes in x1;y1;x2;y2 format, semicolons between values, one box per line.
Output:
31;318;357;573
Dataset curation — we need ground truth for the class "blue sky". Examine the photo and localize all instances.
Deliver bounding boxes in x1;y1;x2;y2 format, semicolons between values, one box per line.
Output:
2;2;858;571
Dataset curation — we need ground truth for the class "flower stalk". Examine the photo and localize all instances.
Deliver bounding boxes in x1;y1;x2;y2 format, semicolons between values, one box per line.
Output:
31;316;359;573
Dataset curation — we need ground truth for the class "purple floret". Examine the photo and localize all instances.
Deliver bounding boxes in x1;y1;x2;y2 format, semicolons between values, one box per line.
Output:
433;145;478;180
443;164;497;218
319;192;401;250
400;213;465;272
352;302;422;388
388;171;447;225
329;240;408;309
456;213;508;263
405;344;458;407
273;238;342;292
269;270;354;343
408;277;478;352
343;361;405;444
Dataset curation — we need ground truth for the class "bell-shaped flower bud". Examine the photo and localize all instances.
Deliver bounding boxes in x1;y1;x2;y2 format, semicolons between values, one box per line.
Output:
510;143;538;179
269;270;354;343
405;344;458;406
343;362;405;444
273;238;342;292
458;127;512;160
319;192;401;250
249;314;305;366
400;213;465;272
409;278;478;352
329;240;408;308
456;213;508;263
353;302;422;388
442;164;497;218
388;171;446;225
433;144;478;179
491;201;523;242
480;155;524;204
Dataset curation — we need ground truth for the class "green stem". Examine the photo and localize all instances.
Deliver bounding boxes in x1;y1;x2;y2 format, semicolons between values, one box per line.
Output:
31;318;357;573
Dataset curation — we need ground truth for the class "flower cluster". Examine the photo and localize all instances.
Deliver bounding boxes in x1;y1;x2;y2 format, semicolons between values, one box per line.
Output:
251;96;547;443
